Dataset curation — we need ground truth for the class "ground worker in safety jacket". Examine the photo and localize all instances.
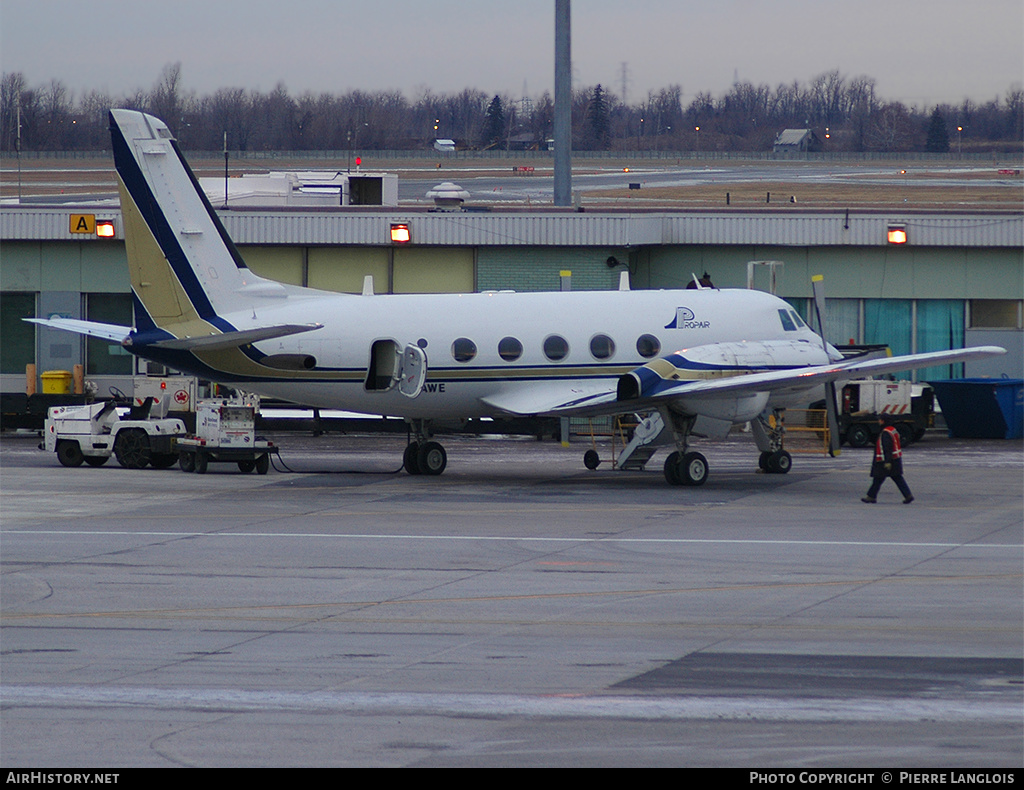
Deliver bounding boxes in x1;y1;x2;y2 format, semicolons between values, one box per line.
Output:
862;416;914;504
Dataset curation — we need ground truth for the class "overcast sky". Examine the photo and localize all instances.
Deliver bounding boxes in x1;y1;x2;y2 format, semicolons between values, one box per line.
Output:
3;0;1021;107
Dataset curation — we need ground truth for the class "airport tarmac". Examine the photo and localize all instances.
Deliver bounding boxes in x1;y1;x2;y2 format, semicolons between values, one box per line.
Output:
1;430;1021;767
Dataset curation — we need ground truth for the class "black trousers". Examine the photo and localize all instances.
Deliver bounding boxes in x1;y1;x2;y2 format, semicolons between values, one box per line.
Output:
867;474;912;499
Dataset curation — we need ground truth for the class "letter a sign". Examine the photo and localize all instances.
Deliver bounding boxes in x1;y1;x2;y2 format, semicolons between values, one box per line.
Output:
70;214;96;234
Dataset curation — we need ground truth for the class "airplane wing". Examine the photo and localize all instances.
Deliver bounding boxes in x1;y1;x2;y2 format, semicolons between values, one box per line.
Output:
531;345;1007;417
25;318;322;351
479;380;618;416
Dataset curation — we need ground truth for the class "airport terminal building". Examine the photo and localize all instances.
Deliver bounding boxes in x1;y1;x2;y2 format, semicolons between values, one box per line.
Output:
2;203;1021;398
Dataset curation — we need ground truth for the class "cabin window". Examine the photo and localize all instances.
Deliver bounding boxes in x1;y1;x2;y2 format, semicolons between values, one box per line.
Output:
778;309;797;331
498;336;523;362
590;334;615;360
451;337;477;363
636;334;661;358
543;335;569;361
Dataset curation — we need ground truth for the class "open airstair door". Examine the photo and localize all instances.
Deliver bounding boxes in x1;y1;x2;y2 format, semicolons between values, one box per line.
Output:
399;344;427;398
366;339;427;397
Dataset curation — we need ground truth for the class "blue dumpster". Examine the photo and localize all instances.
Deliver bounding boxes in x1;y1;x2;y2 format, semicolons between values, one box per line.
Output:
927;379;1024;440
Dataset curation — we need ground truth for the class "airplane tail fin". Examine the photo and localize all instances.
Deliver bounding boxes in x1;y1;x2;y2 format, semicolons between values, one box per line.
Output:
110;109;292;342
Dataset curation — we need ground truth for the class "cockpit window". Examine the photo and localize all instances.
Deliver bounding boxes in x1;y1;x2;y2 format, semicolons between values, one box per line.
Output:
790;310;807;328
778;309;797;331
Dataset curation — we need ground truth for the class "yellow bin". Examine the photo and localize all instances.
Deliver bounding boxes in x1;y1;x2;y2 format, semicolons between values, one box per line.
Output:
40;370;73;395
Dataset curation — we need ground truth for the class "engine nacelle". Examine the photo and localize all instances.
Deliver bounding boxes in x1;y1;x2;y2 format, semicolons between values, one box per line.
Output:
618;339;830;418
261;353;317;371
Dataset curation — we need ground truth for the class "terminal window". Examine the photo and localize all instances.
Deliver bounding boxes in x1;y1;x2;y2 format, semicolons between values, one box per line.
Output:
970;300;1022;329
1;292;36;374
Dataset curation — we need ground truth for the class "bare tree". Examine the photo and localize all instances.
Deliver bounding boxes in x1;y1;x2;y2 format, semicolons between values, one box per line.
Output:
0;72;28;151
865;102;917;151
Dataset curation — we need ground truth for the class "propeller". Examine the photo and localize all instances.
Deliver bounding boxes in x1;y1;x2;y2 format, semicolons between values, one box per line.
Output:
811;275;843;456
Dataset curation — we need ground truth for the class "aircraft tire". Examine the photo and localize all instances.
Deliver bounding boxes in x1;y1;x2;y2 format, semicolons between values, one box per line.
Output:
583;449;600;470
403;442;422;475
417;441;447;476
663;451;682;485
56;441;85;468
758;451;772;471
680;452;709;486
767;449;792;474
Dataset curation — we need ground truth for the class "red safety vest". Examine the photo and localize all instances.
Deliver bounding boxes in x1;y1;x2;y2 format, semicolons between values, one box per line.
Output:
874;426;902;461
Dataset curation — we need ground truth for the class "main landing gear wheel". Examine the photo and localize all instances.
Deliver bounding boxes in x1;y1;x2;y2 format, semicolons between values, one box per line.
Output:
664;450;709;486
416;441;447;476
583;449;601;470
403;442;422;475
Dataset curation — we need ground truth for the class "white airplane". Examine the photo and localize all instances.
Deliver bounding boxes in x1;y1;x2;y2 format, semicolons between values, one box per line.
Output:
30;110;1005;484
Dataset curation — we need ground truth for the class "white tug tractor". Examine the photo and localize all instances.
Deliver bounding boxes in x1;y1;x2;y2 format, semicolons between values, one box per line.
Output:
43;396;187;469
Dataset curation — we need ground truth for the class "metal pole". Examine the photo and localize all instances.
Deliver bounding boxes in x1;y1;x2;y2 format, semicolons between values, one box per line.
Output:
16;99;22;202
223;132;229;208
553;0;572;206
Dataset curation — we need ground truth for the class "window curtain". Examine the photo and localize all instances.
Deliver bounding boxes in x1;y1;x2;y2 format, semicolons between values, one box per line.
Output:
916;299;965;381
864;299;912;379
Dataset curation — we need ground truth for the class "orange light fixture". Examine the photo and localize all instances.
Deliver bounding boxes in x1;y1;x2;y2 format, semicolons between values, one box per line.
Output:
390;223;411;244
95;219;116;238
887;224;908;245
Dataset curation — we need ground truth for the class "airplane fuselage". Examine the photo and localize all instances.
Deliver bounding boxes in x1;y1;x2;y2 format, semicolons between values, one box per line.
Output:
131;286;833;420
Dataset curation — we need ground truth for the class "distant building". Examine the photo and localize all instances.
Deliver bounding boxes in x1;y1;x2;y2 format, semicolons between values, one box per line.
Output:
773;129;822;154
507;133;540;151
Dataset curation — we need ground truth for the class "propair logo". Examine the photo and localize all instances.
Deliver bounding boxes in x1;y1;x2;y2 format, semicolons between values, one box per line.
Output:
665;307;710;330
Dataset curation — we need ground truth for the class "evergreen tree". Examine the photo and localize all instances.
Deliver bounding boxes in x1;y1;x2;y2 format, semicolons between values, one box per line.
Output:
585;84;610;149
483;95;505;148
925;106;950;153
